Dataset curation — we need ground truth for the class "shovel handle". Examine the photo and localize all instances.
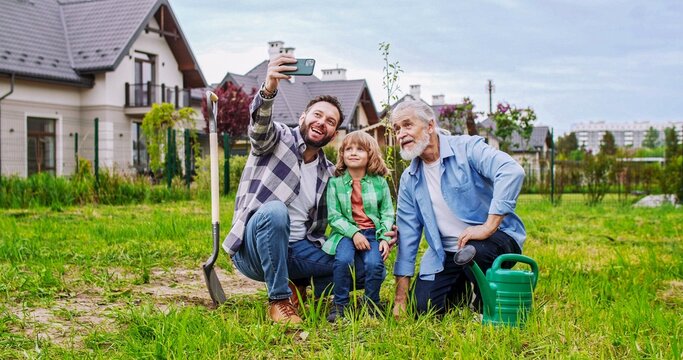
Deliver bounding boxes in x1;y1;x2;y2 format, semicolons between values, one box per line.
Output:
492;253;539;289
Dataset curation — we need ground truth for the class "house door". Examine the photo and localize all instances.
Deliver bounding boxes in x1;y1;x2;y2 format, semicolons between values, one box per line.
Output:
27;117;56;176
131;122;149;174
134;52;156;106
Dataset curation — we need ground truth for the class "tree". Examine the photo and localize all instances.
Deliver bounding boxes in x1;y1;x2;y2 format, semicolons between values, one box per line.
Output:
556;132;578;158
642;126;660;148
600;131;617;155
201;81;256;143
492;103;536;153
142;103;197;174
438;98;480;135
664;127;680;164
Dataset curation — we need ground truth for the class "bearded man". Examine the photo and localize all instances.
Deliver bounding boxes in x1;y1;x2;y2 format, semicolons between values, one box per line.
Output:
223;54;396;324
390;99;527;317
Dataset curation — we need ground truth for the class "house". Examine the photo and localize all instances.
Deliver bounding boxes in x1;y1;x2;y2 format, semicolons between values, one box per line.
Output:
220;41;383;149
0;0;206;177
478;117;552;181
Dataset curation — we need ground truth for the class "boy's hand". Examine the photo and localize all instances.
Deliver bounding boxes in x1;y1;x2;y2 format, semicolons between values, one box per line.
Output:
352;232;370;251
379;240;391;261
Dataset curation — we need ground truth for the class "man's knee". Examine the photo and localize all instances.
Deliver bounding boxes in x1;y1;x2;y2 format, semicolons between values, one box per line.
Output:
254;201;289;231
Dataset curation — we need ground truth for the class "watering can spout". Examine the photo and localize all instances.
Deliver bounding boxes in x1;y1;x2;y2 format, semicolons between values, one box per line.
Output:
453;245;496;315
469;261;496;315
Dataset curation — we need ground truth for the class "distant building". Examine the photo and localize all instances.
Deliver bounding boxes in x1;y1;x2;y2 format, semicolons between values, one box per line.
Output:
571;121;683;153
220;41;383;149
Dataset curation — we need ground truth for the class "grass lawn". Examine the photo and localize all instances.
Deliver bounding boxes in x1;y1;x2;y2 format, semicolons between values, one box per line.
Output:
1;196;681;359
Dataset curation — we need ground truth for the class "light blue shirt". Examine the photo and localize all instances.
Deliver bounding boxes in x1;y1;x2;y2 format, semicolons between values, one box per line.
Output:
393;133;526;281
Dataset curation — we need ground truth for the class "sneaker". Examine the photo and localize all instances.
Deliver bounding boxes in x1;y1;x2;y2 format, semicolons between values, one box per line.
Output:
326;304;346;323
288;283;307;311
268;299;302;324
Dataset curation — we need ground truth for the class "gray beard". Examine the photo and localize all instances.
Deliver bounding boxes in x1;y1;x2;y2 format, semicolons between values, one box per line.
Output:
399;130;430;160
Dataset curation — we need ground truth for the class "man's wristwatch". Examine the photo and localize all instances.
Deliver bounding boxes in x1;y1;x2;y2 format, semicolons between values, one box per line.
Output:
259;82;278;99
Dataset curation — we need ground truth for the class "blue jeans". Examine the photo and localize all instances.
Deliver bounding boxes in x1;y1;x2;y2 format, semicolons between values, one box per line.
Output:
333;229;385;306
413;230;521;314
231;201;364;300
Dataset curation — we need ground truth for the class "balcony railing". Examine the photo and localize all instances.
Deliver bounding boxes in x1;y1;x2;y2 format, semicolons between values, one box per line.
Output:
125;82;191;108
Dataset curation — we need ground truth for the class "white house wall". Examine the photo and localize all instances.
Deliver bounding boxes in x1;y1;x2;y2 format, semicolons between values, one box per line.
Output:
1;17;191;177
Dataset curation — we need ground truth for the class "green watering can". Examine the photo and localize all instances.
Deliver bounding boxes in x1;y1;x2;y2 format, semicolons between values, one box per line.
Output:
455;245;539;327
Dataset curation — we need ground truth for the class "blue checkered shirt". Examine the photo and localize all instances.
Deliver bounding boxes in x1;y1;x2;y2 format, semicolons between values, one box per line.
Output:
222;94;334;256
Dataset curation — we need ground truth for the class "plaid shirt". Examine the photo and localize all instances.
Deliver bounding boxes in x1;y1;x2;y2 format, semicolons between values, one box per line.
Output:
222;94;334;256
322;171;395;255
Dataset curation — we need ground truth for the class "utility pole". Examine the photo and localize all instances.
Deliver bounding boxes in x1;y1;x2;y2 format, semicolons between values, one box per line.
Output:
487;79;495;115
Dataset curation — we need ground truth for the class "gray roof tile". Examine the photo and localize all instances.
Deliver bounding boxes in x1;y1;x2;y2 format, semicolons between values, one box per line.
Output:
224;63;370;128
1;0;204;88
61;0;157;72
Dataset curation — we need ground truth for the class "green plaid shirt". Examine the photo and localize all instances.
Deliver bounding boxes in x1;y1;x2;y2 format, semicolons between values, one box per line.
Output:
323;171;395;255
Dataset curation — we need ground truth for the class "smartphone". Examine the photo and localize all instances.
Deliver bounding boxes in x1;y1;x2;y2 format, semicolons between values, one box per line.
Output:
281;58;316;76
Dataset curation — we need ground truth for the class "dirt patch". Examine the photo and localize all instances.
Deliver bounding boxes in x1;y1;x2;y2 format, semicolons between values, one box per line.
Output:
657;280;683;306
6;267;263;349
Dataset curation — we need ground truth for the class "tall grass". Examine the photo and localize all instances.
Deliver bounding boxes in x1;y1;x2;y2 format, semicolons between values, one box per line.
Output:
0;198;681;358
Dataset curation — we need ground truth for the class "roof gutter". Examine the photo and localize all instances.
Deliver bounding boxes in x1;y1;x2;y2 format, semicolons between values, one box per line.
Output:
0;72;16;178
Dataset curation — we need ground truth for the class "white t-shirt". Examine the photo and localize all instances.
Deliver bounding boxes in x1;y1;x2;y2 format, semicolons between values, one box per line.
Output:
423;159;470;252
288;158;319;242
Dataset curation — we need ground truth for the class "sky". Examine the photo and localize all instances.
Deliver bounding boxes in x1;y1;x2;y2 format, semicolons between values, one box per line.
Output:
168;0;682;136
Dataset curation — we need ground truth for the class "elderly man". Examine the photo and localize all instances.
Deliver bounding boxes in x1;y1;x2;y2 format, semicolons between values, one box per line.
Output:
391;99;526;316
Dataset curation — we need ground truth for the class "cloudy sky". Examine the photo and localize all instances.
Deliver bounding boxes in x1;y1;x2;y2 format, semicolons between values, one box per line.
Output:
168;0;682;136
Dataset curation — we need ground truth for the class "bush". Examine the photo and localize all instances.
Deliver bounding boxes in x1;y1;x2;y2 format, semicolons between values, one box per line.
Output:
0;166;192;209
193;154;247;197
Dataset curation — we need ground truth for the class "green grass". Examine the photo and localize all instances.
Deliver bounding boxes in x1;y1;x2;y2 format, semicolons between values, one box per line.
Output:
0;196;681;358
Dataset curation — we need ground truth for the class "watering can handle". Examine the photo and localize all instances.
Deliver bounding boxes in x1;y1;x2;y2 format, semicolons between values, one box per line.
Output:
492;253;539;289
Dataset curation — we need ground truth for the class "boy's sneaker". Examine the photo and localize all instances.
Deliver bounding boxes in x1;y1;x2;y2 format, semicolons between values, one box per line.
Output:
327;304;346;323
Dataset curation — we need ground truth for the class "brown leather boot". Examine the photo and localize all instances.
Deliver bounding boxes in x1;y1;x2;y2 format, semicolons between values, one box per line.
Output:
288;283;308;310
267;299;302;324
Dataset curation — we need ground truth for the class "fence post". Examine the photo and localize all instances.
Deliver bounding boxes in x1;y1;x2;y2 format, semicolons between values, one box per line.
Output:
223;133;230;195
184;128;191;187
550;128;555;204
75;132;79;173
166;127;172;188
94;118;99;190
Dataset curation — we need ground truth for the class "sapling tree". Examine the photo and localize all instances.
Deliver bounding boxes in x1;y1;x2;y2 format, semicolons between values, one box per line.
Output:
201;81;256;146
492;103;536;153
142;103;197;174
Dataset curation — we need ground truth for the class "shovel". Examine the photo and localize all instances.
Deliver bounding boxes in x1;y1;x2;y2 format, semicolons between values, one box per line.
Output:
202;91;227;306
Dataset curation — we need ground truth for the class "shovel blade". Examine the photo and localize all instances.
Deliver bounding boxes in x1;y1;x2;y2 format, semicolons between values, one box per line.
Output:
202;263;227;306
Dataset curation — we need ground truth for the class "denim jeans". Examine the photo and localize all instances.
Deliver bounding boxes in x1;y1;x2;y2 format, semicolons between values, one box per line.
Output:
232;201;365;300
413;230;521;314
333;228;385;306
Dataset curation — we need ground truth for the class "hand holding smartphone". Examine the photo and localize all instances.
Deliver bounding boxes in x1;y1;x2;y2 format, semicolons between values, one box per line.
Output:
281;58;316;76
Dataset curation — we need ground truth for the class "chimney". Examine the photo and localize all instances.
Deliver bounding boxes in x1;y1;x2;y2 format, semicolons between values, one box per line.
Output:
432;94;445;105
268;41;284;59
281;47;295;57
321;67;347;81
410;84;421;100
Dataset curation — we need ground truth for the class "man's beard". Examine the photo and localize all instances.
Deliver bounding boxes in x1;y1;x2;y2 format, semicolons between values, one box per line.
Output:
399;129;430;160
300;122;334;148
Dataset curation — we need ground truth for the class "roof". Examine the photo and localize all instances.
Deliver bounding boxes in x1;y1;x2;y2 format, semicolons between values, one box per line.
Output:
0;0;205;88
222;61;377;128
479;117;550;152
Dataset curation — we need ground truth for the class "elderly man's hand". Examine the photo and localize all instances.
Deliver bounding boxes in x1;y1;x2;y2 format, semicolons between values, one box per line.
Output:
383;225;398;249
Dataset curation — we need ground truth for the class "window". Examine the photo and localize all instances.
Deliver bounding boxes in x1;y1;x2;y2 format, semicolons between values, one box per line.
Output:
132;122;149;173
134;52;156;106
27;117;56;176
